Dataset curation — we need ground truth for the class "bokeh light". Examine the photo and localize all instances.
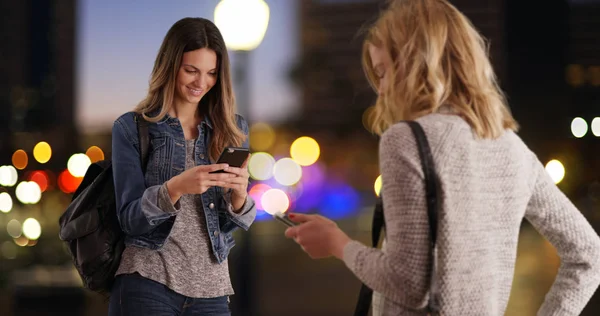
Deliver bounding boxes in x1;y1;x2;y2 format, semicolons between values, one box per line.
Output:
374;175;382;197
545;159;565;184
29;171;49;192
22;218;41;240
33;141;52;164
15;181;42;204
0;165;18;187
7;219;22;238
12;150;28;170
248;152;275;180
248;183;272;210
571;117;588;138
319;183;361;219
0;192;13;213
86;146;105;163
68;153;91;177
273;158;302;186
261;188;290;215
294;163;326;212
1;241;17;259
249;123;276;151
14;236;29;247
290;136;320;166
566;64;585;87
58;169;83;194
592;117;600;137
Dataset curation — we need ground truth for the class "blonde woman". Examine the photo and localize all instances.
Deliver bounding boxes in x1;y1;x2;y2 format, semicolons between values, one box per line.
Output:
109;18;255;316
284;0;600;315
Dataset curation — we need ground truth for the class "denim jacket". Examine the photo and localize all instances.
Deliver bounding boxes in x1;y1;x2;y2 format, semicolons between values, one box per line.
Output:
111;111;256;263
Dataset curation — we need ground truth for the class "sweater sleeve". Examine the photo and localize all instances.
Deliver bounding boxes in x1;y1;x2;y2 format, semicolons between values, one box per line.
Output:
343;123;432;309
525;154;600;316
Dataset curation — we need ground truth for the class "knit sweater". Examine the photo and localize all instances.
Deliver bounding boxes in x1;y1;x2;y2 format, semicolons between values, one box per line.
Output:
343;113;600;315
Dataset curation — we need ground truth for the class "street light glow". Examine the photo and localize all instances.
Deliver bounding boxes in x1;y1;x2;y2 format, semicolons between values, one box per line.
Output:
545;159;565;184
214;0;270;51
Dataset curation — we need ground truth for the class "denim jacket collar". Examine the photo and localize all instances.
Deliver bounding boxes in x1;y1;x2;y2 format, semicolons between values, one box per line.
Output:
146;107;214;129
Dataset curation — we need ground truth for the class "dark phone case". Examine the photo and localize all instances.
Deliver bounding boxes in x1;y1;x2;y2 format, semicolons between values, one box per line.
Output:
210;147;249;173
274;212;296;227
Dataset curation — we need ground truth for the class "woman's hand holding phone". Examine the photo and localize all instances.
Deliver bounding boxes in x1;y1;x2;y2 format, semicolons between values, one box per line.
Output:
220;154;251;212
165;163;234;204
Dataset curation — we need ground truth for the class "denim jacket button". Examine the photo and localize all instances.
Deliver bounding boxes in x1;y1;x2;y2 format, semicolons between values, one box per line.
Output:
199;154;205;160
213;231;219;236
209;202;215;209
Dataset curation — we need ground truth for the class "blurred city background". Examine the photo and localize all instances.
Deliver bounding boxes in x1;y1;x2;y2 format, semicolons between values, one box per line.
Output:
0;0;599;315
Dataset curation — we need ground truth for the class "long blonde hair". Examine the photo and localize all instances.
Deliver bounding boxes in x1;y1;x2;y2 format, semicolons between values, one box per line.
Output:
134;17;245;161
362;0;518;138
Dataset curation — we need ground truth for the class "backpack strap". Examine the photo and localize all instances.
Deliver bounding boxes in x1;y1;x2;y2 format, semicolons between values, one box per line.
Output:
135;113;150;171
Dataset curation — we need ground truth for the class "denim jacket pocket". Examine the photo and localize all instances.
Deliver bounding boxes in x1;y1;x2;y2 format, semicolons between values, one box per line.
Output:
147;136;170;185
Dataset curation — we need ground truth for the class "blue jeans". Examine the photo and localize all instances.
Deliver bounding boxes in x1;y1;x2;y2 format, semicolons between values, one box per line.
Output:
108;273;231;316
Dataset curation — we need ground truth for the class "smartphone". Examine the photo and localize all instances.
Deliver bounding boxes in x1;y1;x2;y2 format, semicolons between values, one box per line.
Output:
273;212;297;227
210;147;250;173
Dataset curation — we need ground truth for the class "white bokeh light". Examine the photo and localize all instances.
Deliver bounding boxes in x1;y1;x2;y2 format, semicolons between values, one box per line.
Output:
273;158;302;186
261;189;290;215
248;152;275;181
0;165;18;187
571;117;588;138
15;181;42;204
22;218;42;240
0;192;13;213
67;154;91;177
7;219;22;238
591;117;600;137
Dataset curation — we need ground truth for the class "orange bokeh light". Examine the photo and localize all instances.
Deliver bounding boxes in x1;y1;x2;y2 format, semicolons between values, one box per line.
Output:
12;150;28;170
58;169;83;194
86;146;105;163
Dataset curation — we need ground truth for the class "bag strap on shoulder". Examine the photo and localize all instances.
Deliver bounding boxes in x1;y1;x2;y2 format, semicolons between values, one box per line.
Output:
406;121;438;246
354;121;440;315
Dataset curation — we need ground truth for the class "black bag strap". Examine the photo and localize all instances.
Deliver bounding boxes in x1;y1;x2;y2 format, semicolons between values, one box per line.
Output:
354;121;439;316
407;121;438;247
135;113;150;171
353;198;384;316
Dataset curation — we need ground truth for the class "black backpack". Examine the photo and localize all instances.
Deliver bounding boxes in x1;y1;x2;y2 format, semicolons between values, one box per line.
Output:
59;114;150;294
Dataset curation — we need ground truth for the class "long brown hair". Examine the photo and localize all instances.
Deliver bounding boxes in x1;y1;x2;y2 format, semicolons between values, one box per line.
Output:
134;17;245;161
362;0;518;138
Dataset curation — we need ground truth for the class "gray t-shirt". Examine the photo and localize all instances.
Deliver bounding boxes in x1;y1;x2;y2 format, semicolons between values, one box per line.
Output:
116;139;233;298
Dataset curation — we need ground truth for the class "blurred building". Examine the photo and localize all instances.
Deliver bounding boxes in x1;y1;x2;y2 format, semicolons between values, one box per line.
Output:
566;0;600;196
292;0;382;137
0;0;78;169
0;1;80;315
293;0;507;137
